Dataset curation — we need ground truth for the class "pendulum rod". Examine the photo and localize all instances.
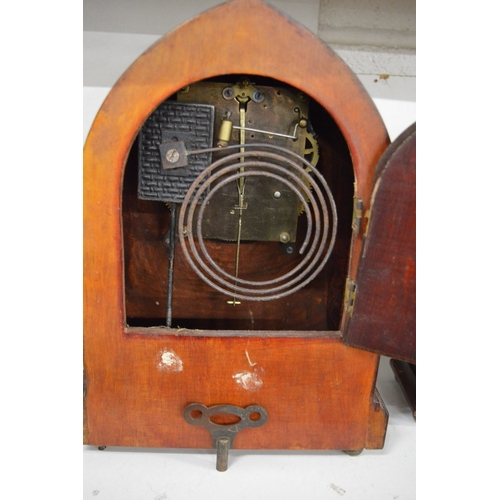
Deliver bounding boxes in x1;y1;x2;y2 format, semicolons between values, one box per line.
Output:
229;100;247;305
235;102;246;274
166;203;177;326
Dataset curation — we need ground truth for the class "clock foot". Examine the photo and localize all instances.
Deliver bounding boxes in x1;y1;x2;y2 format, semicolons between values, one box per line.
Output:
343;449;363;456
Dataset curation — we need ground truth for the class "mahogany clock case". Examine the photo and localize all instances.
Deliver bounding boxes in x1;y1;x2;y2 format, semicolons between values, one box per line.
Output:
82;0;410;455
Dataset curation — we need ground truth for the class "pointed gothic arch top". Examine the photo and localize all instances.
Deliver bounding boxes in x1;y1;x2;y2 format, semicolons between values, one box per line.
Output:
85;0;388;200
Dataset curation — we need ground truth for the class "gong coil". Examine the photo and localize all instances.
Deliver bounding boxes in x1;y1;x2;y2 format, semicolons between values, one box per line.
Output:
178;143;337;301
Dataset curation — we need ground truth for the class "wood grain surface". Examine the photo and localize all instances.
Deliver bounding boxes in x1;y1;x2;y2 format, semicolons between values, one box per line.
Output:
344;123;416;363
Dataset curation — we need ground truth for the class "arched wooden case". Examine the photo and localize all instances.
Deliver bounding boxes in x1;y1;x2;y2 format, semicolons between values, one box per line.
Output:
83;0;412;457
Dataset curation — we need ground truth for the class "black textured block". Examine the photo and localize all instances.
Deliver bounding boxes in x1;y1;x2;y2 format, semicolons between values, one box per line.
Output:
138;101;214;202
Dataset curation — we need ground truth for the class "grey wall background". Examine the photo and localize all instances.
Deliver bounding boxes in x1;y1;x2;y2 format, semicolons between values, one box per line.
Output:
83;0;416;143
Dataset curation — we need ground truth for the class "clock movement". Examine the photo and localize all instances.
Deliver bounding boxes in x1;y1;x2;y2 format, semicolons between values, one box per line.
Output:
84;0;415;471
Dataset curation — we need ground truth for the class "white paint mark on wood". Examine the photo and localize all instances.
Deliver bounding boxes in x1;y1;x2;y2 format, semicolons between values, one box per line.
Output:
233;369;263;391
157;349;183;372
245;350;257;367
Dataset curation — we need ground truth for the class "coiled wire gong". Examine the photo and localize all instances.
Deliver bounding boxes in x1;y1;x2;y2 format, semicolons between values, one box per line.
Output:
178;143;337;301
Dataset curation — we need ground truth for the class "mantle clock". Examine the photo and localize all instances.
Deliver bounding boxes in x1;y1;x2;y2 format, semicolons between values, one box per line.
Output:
84;0;415;471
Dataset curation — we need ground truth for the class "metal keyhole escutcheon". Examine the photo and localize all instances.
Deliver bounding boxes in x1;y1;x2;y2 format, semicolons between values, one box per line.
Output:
183;403;268;471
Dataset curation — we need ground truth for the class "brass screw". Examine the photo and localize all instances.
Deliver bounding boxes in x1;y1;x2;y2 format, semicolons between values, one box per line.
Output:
279;232;290;243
